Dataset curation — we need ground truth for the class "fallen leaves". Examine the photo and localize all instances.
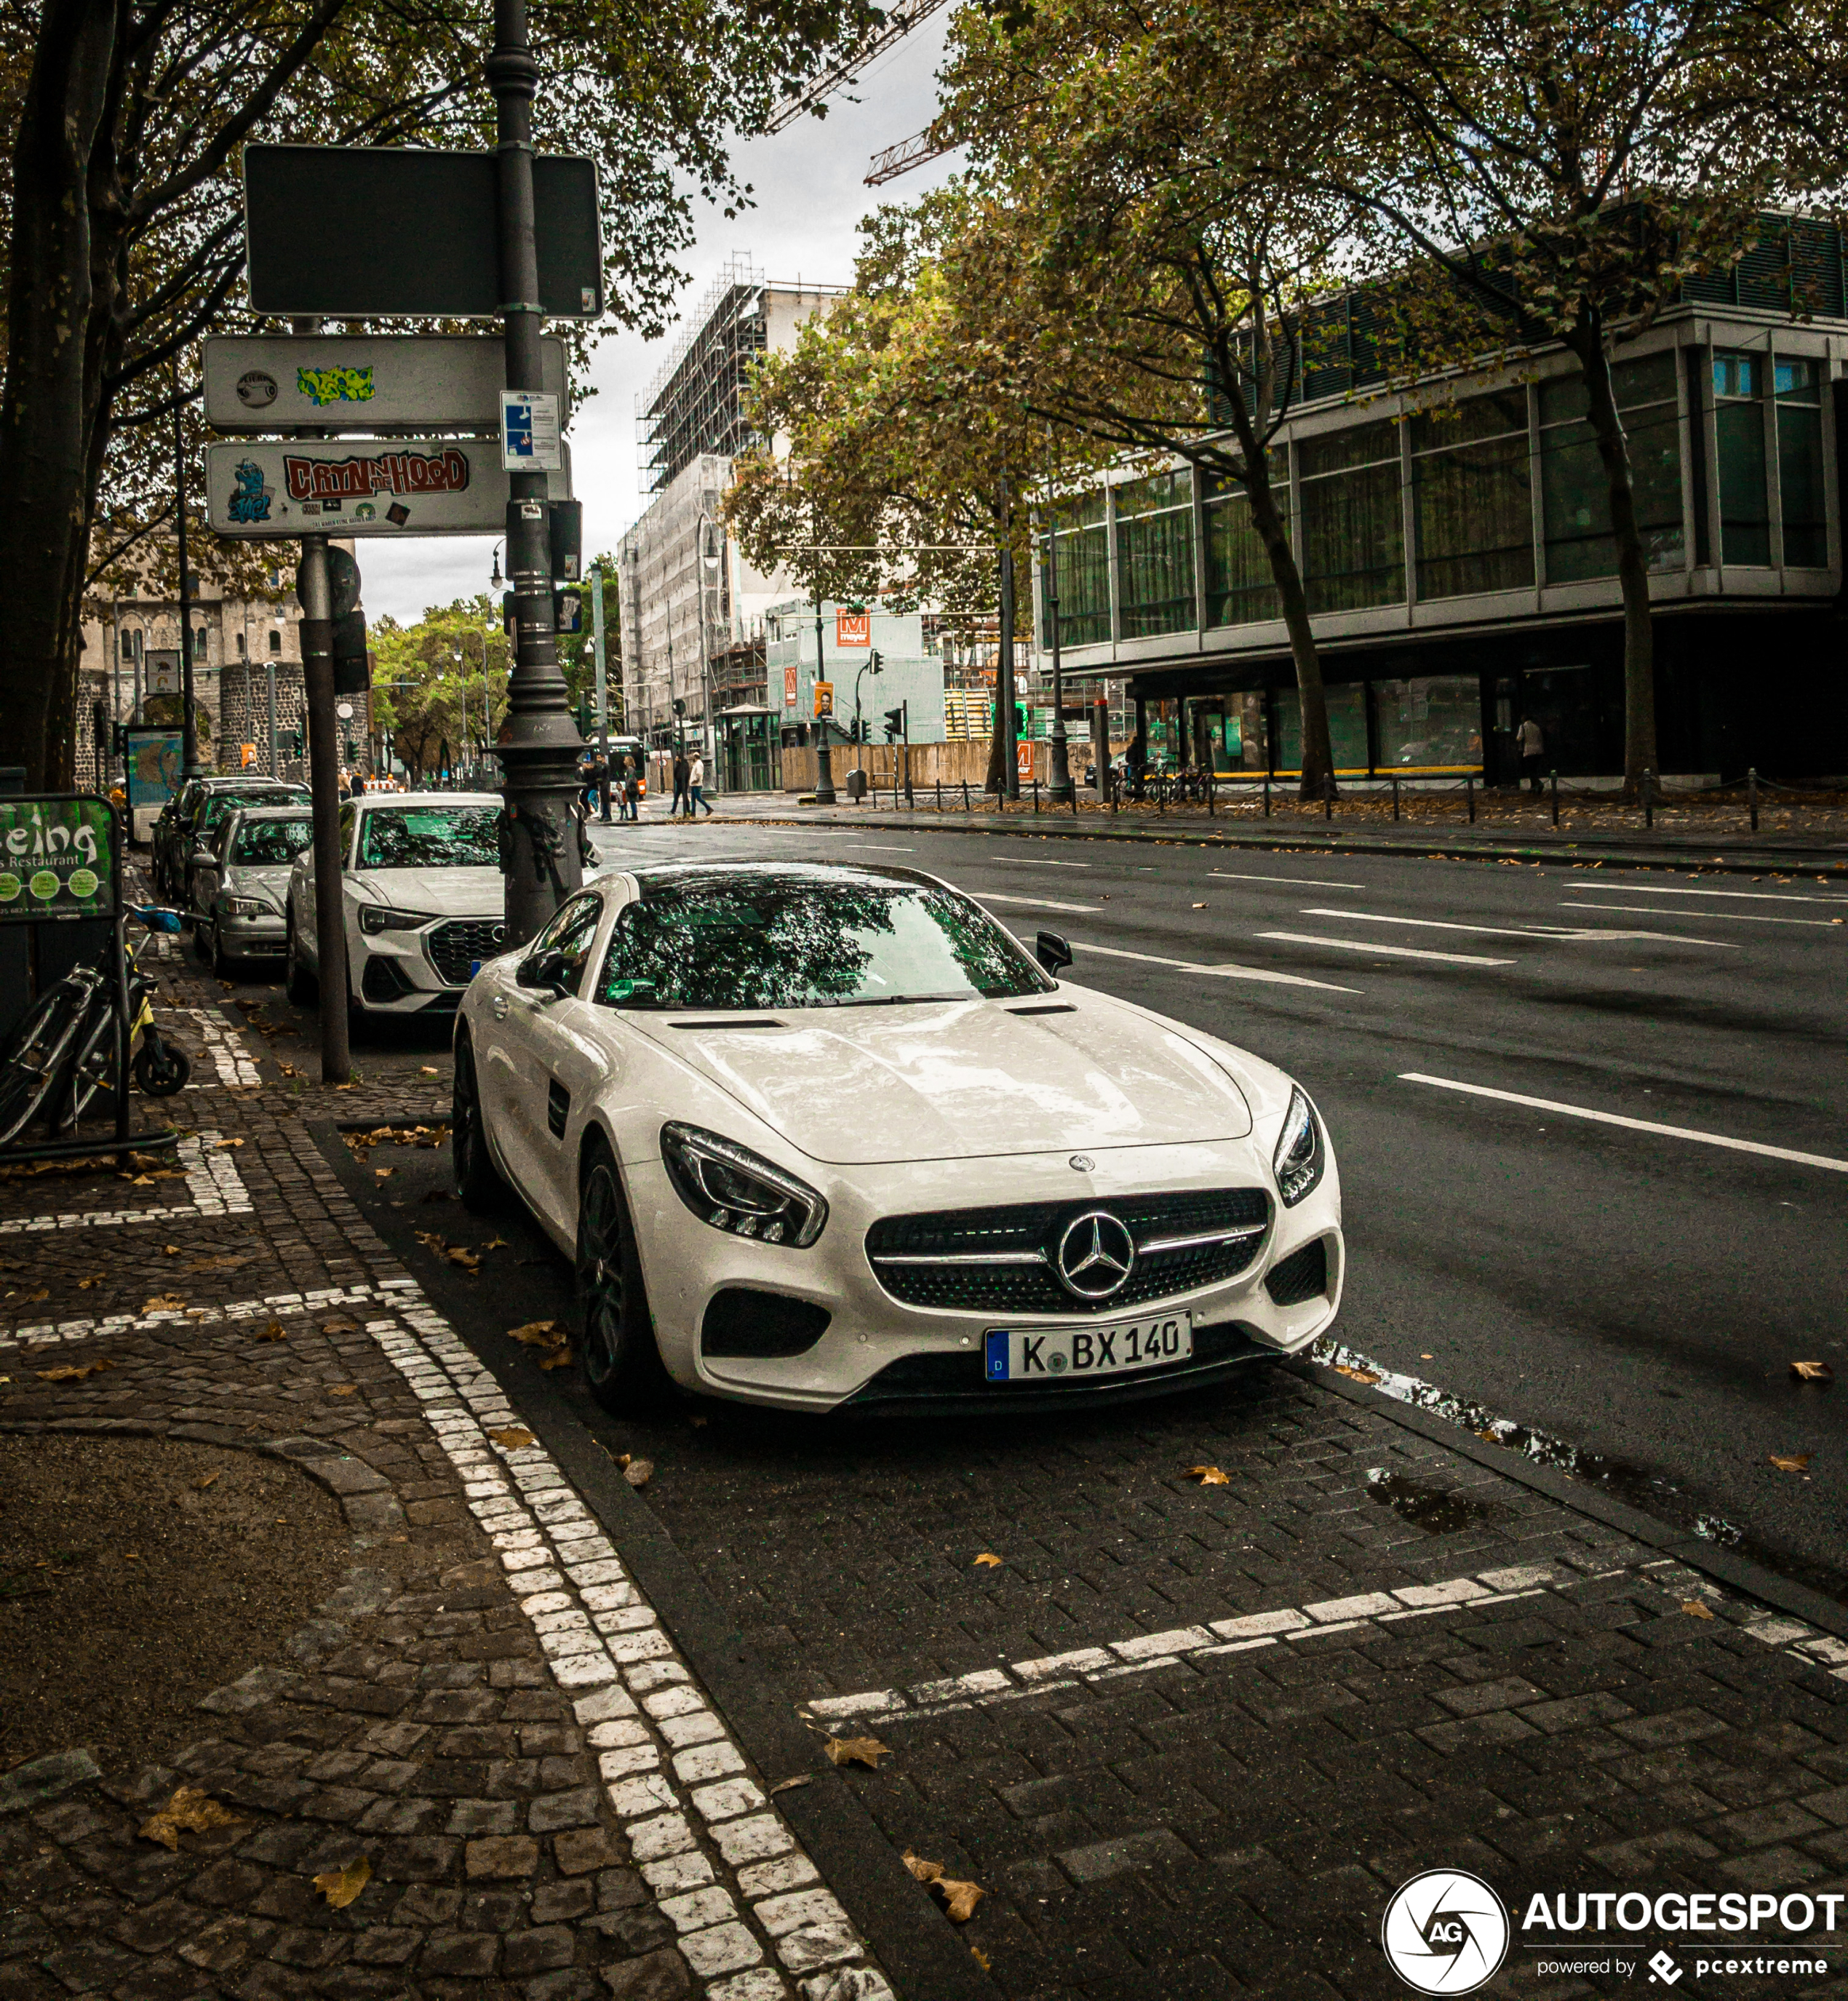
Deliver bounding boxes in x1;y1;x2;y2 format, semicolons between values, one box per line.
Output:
419;1065;440;1076
1791;1361;1834;1383
508;1320;572;1370
311;1855;373;1909
1186;1465;1230;1486
824;1735;889;1770
1191;902;1206;910
327;1384;358;1397
36;1358;119;1383
214;1138;244;1150
971;1553;1003;1568
185;1254;249;1273
488;1426;535;1449
904;1851;985;1923
140;1786;243;1850
141;1294;188;1314
1331;1363;1381;1385
320;1316;359;1335
194;1472;220;1491
1770;1453;1812;1473
614;1452;653;1488
255;1321;289;1342
77;1276;103;1290
769;1775;812;1797
1681;1600;1716;1620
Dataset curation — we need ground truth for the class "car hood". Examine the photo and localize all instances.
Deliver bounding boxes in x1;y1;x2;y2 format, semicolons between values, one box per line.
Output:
347;867;504;916
636;989;1255;1165
226;864;293;904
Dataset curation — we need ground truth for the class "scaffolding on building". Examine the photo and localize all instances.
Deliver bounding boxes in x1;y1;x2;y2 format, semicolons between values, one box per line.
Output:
636;256;768;497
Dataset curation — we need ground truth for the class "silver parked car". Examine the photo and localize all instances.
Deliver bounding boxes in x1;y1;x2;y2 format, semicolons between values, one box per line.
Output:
191;803;314;976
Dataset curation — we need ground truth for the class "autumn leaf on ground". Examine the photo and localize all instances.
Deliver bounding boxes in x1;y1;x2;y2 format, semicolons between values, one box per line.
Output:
446;1246;480;1271
1187;1465;1230;1485
311;1855;372;1908
1791;1361;1834;1383
374;1168;393;1180
142;1294;187;1313
419;1065;440;1075
215;1138;244;1150
488;1427;535;1449
1332;1363;1381;1385
8;1288;49;1305
139;1786;243;1850
77;1276;102;1289
256;1321;288;1342
479;1237;507;1251
622;1457;653;1486
320;1316;359;1334
162;1244;180;1256
1681;1600;1716;1620
769;1775;811;1796
1192;902;1206;909
972;1553;1003;1568
194;1473;220;1491
903;1851;984;1922
538;1348;573;1370
327;1384;358;1397
37;1358;119;1382
824;1735;888;1770
186;1254;248;1273
509;1320;568;1348
1770;1453;1812;1473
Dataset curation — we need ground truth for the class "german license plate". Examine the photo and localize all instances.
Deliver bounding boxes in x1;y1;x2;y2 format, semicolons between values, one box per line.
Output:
984;1314;1192;1383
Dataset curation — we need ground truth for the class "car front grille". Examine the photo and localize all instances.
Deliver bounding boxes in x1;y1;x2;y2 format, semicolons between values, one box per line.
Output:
1264;1237;1329;1307
427;918;506;987
866;1188;1270;1316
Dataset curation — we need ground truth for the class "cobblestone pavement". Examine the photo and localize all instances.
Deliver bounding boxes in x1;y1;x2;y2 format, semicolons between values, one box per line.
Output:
0;944;896;1999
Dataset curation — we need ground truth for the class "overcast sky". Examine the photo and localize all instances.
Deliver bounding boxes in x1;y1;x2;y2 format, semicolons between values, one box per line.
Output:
359;11;963;625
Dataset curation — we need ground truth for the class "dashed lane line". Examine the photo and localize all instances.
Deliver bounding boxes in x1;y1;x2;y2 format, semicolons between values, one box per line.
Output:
1568;883;1848;904
1208;871;1369;890
1299;908;1736;947
1400;1073;1848;1174
0;1130;252;1236
1561;902;1844;929
973;891;1102;913
987;855;1091;867
1257;931;1513;966
1064;938;1359;994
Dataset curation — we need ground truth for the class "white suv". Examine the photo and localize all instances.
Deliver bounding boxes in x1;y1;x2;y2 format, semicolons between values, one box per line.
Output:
285;792;506;1019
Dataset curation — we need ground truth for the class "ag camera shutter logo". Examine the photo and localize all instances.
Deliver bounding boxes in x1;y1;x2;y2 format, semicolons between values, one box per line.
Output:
1382;1870;1510;1993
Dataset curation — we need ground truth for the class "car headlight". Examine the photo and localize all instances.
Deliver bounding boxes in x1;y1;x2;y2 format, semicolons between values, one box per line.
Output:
660;1123;827;1247
359;904;434;934
218;894;265;916
1272;1086;1326;1207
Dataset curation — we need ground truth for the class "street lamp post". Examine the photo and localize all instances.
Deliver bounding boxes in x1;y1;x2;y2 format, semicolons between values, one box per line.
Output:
811;588;837;805
589;561;610;820
1045;506;1073;804
175;389;201;779
487;0;582;944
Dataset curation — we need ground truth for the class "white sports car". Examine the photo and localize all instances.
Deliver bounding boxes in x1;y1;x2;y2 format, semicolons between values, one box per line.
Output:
286;792;507;1019
454;861;1344;1415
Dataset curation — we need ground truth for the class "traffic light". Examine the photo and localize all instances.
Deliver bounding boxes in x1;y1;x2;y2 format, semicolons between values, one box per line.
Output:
549;500;583;581
883;707;904;742
673;697;686;718
869;649;883;673
332;611;368;695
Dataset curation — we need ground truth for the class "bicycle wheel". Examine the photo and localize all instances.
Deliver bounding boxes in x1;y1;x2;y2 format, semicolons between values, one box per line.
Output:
0;979;93;1145
58;999;120;1128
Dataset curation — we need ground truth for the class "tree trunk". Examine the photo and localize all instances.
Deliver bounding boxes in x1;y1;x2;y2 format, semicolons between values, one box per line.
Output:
0;0;121;787
986;533;1013;795
1569;313;1658;798
1246;469;1333;798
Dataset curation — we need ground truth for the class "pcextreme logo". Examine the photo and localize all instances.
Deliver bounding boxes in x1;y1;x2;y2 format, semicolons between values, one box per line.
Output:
1382;1871;1512;1994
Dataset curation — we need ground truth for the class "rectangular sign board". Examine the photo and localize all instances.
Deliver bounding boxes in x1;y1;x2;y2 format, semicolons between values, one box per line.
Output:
0;797;114;924
207;439;573;539
244;147;602;319
204;335;567;434
501;390;562;471
125;729;183;808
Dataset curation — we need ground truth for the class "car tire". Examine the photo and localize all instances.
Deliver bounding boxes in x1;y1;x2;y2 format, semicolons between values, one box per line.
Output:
284;906;316;1005
192;916;211;963
208;924;235;980
575;1135;669;1414
451;1031;508;1213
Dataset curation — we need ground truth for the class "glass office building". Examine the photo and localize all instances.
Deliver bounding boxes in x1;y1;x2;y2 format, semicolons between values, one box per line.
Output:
1035;231;1848;779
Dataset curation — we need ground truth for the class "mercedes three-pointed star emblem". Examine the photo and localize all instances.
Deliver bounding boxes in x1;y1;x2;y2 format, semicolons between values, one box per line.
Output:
1054;1209;1136;1300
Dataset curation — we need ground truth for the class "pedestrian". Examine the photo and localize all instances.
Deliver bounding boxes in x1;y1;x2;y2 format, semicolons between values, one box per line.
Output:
1517;715;1545;794
623;761;641;822
672;749;690;819
688;751;713;817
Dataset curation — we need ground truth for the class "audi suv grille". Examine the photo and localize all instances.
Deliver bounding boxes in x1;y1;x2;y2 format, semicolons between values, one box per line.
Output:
426;918;506;987
865;1188;1271;1315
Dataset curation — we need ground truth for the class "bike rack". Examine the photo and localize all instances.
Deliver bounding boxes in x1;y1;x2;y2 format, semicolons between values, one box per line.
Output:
0;791;180;1168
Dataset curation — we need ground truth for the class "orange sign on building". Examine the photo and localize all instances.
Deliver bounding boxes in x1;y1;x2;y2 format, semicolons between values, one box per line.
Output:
814;680;835;717
835;609;871;647
784;664;799;707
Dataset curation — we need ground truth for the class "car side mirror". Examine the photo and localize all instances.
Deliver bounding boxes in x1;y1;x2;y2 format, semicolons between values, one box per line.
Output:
517;948;571;997
1035;930;1073;976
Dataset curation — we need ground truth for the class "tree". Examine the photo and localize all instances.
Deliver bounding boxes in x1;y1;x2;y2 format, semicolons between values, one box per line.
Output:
371;598;510;781
0;0;880;785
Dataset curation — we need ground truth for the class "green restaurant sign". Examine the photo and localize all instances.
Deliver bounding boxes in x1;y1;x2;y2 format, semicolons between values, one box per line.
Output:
0;797;115;923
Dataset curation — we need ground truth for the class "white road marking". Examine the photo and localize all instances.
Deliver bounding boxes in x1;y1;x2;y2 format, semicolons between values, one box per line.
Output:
847;844;917;852
0;1131;252;1236
1570;882;1847;904
4;1281;391;1350
1563;902;1842;929
988;854;1091;867
177;1007;263;1086
1208;871;1369;889
973;891;1102;913
1400;1073;1848;1174
1303;908;1735;949
1067;938;1359;993
1258;931;1513;966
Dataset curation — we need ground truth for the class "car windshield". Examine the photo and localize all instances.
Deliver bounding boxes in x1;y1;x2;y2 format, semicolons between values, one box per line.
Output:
594;870;1055;1011
359;806;499;869
231;817;312;866
199;790;300;831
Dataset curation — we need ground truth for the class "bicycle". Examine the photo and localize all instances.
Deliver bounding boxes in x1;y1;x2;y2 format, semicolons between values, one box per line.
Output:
0;907;193;1145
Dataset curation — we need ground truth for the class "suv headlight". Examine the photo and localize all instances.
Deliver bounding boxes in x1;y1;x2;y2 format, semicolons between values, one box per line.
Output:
1272;1086;1326;1207
218;894;265;916
661;1123;828;1247
359;904;434;934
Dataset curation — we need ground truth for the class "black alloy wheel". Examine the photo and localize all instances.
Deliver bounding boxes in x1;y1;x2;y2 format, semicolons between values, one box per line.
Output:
451;1031;508;1212
575;1138;666;1414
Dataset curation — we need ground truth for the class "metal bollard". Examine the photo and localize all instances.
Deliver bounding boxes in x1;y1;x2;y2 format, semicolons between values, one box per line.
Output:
1323;771;1334;822
1749;766;1759;832
1466;774;1475;824
1550;770;1558;827
1207;773;1215;817
1392;773;1400;822
1032;778;1040;815
1643;768;1654;830
962;780;970;812
1263;776;1271;819
936;779;941;813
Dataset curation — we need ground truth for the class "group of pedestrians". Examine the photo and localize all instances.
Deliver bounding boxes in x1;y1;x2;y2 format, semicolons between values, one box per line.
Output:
578;749;712;822
669;749;713;819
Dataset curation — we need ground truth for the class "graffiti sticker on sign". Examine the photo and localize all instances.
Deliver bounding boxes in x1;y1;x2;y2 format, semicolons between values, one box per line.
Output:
0;797;115;923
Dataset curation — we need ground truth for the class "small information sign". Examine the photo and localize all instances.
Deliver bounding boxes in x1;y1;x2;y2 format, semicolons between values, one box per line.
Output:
501;391;563;472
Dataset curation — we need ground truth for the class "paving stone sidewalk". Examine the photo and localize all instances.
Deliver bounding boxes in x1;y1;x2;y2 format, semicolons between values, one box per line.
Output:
0;949;895;2000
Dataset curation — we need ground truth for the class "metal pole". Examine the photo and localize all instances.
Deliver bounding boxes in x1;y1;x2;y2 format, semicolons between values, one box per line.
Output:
175;386;201;779
1749;765;1759;832
298;533;351;1084
489;0;581;944
811;586;837;804
999;481;1018;800
590;561;610;820
903;700;912;807
1550;769;1558;827
1045;504;1073;805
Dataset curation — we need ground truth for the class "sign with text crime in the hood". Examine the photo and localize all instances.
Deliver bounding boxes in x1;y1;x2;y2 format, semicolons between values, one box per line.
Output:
207;439;573;538
0;797;114;923
203;335;567;435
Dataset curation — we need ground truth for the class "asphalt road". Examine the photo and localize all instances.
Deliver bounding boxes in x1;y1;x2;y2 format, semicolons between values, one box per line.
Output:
558;816;1847;1597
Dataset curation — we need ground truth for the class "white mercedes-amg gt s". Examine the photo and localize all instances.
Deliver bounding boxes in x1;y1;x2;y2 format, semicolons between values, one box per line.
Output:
453;861;1343;1415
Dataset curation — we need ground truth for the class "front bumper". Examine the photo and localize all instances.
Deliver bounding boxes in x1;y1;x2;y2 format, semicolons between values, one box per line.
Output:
621;1137;1344;1414
218;912;286;955
349;912;501;1014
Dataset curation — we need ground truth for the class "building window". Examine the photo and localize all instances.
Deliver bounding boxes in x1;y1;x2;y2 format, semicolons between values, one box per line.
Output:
268;629;282;655
1113;471;1197;638
1203;464;1284;627
1540;352;1685;581
1711;351;1769;565
1299;422;1404;613
1411;390;1534;600
1043;493;1110;648
1374;675;1484;769
236;632;247;657
1273;683;1369;772
1775;357;1826;567
119;631;136;661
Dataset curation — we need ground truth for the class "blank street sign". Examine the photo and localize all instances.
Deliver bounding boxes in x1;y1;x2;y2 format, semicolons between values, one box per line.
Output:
203;335;567;434
244;146;602;319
